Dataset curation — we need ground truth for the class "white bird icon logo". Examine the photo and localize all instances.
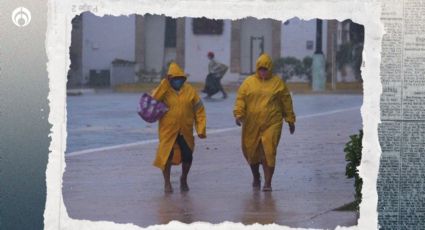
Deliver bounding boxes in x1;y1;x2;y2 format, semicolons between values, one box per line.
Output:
12;7;31;27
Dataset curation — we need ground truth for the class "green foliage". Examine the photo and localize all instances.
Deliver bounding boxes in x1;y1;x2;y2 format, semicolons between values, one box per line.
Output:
336;43;354;71
344;129;363;211
336;42;363;81
273;56;313;81
302;57;313;81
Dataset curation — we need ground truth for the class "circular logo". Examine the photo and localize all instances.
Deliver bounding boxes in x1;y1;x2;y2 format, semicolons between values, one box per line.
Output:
12;7;31;27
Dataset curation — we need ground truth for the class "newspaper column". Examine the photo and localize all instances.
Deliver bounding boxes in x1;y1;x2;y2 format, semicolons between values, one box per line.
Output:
378;0;425;228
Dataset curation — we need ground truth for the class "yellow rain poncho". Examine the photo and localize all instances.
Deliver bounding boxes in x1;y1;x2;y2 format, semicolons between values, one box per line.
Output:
233;54;295;167
151;62;206;170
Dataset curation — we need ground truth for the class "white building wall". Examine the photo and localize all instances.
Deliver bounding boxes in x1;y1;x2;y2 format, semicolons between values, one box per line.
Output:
240;18;273;74
184;18;231;83
281;18;327;60
82;13;135;84
144;15;166;74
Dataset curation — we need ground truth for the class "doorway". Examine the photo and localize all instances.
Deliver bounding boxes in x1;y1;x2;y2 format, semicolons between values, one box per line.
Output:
250;36;264;73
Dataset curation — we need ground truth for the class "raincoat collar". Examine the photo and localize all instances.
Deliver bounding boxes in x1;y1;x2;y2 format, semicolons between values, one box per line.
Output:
255;53;273;80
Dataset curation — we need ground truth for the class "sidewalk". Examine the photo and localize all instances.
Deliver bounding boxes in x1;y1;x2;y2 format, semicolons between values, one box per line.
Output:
62;107;361;229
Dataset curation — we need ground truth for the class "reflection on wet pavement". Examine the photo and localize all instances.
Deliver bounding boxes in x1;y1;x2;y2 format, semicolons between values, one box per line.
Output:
240;191;278;225
157;193;195;225
152;191;279;226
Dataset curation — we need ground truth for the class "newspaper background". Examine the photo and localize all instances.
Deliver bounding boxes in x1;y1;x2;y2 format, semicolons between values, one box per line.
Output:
43;0;425;229
378;0;425;228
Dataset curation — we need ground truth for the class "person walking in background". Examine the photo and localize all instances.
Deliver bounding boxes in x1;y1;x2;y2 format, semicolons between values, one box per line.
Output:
202;51;229;99
151;62;207;193
233;53;296;192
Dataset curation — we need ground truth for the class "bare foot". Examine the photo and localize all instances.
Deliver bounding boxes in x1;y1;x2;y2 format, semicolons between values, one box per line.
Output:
252;177;261;188
252;172;261;189
262;186;272;192
164;182;173;193
180;177;190;192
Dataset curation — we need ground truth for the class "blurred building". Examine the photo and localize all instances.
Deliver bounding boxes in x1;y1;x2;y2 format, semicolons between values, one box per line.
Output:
68;13;361;87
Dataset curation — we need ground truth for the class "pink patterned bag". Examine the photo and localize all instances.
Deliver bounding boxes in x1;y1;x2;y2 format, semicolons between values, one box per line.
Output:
137;93;168;123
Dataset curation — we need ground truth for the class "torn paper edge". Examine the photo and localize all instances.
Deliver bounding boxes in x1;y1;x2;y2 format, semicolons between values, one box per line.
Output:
44;0;384;229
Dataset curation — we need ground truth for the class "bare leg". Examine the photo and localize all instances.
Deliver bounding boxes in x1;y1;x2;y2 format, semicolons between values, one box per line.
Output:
221;90;228;99
259;143;274;191
162;159;173;193
262;162;275;192
250;163;261;188
180;162;191;191
218;78;227;99
162;151;174;193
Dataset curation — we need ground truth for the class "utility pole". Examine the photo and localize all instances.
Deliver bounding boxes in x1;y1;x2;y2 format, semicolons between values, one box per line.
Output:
312;19;326;91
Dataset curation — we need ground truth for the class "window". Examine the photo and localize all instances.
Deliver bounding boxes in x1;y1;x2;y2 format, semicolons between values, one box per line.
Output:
306;40;314;50
192;17;224;35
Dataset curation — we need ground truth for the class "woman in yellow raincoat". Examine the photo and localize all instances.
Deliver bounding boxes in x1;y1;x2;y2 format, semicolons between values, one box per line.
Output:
151;62;206;193
233;53;295;192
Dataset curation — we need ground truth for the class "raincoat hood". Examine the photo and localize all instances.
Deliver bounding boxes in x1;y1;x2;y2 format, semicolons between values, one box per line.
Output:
167;62;187;79
255;53;273;79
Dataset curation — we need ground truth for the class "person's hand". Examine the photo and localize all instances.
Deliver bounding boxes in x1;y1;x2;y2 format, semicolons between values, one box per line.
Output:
289;122;295;134
198;134;206;139
235;118;242;126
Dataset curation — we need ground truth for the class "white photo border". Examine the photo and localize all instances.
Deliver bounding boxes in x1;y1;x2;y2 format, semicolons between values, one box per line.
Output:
45;0;384;229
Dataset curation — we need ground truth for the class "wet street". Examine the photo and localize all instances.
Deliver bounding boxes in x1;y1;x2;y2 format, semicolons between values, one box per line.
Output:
63;92;362;229
66;92;362;153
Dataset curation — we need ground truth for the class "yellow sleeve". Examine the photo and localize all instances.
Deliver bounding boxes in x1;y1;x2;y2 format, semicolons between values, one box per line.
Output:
151;79;169;101
280;82;296;124
193;92;206;136
233;81;248;119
